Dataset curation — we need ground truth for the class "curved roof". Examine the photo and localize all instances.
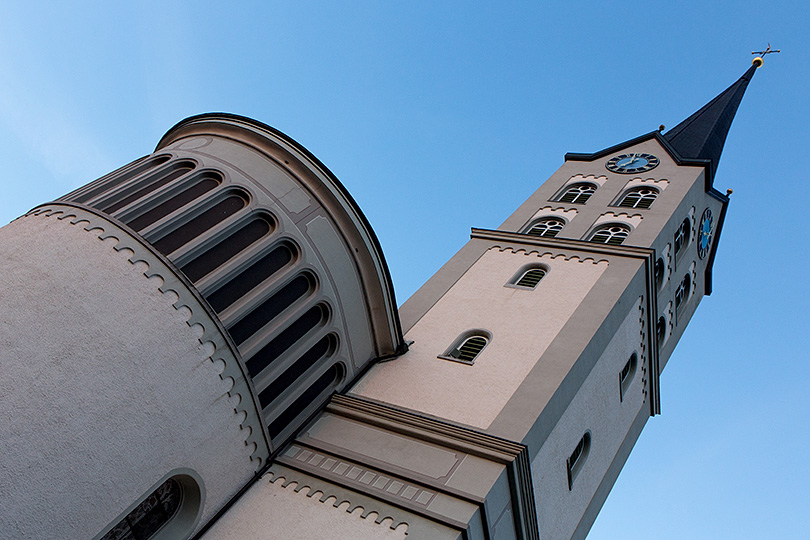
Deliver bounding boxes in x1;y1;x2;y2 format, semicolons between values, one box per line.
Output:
157;113;407;360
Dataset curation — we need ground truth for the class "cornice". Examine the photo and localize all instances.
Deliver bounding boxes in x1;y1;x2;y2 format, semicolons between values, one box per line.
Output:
471;228;661;415
280;393;540;540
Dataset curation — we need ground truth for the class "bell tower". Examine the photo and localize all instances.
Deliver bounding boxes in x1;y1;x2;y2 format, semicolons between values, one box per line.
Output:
0;60;762;540
202;61;759;540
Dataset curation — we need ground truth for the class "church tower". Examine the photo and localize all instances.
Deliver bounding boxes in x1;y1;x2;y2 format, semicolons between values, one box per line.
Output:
0;61;759;540
204;62;757;540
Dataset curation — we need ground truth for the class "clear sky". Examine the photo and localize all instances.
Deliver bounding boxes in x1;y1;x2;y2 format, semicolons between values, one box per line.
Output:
1;2;807;538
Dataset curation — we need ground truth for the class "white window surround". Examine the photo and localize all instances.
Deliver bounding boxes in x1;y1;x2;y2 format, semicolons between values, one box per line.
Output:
621;176;669;191
590;212;643;230
566;173;608;187
439;330;492;365
97;470;204;540
505;264;549;290
588;223;631;245
528;206;578;223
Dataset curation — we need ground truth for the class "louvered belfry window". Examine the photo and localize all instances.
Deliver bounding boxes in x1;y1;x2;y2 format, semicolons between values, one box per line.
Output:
445;335;488;364
559;183;596;204
526;217;565;238
516;268;546;288
618;187;659;209
589;224;630;245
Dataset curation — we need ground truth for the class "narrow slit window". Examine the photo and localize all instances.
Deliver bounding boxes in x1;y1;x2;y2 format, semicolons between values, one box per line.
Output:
72;154;172;205
567;432;592;490
204;242;295;313
558;183;596;204
619;354;638;402
674;218;690;255
656;316;666;346
675;274;691;313
258;334;336;410
589;224;630;245
179;214;274;283
227;273;314;346
125;172;221;232
151;191;249;256
99;160;196;215
654;257;665;290
618;187;659;209
268;362;343;439
244;304;327;377
525;217;565;238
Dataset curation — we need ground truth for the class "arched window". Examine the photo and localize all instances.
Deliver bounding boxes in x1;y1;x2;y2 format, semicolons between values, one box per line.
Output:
618;187;659;209
558;183;596;204
675;274;691;313
656;316;666;346
654;257;665;290
589;224;630;245
515;267;546;288
619;354;638;402
567;431;592;490
525;217;565;238
674;218;690;255
100;474;201;540
441;333;490;364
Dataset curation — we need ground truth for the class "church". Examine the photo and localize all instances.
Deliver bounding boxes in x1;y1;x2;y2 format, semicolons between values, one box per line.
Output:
0;59;761;540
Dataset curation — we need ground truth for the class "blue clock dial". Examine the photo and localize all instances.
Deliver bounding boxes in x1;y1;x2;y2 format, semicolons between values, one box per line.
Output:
697;208;713;259
606;153;660;174
617;155;649;168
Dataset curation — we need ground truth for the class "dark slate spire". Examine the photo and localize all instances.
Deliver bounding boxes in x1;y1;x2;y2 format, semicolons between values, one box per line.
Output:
663;64;757;180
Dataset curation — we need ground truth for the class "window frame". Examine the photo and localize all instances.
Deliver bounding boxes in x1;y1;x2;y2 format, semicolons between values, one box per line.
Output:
619;353;638;402
98;470;203;540
505;264;549;290
588;223;631;245
566;431;592;490
616;186;660;209
524;216;566;238
675;273;691;314
674;218;691;257
556;182;597;204
439;331;492;365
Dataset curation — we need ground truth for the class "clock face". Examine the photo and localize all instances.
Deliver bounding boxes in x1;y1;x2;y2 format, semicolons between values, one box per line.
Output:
697;208;714;259
606;153;660;174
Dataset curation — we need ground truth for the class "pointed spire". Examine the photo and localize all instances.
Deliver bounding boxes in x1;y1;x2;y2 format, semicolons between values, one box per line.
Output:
663;63;758;180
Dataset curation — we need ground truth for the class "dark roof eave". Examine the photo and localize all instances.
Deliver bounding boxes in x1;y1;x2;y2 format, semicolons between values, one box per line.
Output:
564;130;718;192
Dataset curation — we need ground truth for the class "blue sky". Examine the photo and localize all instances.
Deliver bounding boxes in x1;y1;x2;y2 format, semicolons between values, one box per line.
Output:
1;2;807;538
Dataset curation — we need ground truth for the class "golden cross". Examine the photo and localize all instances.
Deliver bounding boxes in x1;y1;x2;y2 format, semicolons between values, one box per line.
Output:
751;43;781;57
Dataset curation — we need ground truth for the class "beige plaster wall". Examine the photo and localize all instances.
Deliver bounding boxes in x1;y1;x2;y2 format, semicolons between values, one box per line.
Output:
354;247;607;429
0;214;255;539
202;474;408;540
529;298;646;540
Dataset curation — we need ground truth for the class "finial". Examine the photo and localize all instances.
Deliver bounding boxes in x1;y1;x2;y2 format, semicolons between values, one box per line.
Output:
658;124;665;132
751;43;780;67
726;189;733;196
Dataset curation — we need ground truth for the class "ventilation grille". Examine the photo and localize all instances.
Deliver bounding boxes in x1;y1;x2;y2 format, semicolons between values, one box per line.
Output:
61;154;347;447
448;336;487;363
516;268;546;288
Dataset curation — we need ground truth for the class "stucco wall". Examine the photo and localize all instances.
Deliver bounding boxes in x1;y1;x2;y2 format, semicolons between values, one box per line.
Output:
0;213;255;539
354;247;607;429
530;298;646;540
